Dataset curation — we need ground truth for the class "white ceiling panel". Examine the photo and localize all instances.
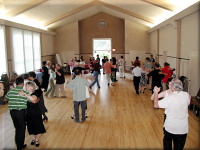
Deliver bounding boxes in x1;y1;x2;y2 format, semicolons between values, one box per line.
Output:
46;5;102;30
0;0;199;30
12;0;94;24
1;0;33;14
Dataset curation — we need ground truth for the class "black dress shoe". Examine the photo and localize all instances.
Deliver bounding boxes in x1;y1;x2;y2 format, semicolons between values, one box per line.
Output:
35;140;40;147
71;115;74;119
22;144;27;149
31;140;35;145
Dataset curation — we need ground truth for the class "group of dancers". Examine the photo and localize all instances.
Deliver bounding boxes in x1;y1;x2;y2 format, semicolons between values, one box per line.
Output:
5;54;188;150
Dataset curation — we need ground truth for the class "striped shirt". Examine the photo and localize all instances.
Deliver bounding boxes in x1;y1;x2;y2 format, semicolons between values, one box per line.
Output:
5;86;29;110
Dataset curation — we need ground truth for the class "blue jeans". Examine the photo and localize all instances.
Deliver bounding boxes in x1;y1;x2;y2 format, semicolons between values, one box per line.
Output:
90;71;100;88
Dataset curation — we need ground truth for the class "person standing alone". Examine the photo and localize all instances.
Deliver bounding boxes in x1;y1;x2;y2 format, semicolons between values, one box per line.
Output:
66;68;90;122
118;56;125;78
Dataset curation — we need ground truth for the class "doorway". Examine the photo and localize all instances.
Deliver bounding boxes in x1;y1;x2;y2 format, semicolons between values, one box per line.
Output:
93;38;112;64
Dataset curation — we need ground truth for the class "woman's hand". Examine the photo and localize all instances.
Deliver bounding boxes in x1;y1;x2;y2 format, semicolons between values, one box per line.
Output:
18;91;25;96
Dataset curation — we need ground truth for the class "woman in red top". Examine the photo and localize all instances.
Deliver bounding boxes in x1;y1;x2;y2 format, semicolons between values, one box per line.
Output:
162;62;173;90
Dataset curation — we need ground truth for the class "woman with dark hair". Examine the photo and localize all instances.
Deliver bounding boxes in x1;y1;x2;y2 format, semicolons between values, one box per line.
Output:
112;57;117;82
19;81;46;147
41;61;49;92
28;71;48;121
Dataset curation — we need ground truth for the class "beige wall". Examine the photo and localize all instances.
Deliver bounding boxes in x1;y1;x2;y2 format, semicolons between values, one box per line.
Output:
125;19;150;65
55;21;79;64
150;30;158;51
41;33;55;63
54;14;151;64
79;12;125;56
125;19;150;52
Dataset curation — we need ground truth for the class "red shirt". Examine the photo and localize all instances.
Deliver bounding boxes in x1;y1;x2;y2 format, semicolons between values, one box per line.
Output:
133;60;140;67
162;66;173;83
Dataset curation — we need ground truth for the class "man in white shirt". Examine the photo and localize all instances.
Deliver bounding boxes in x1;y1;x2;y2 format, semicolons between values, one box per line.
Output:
118;56;125;78
132;62;142;94
153;79;190;150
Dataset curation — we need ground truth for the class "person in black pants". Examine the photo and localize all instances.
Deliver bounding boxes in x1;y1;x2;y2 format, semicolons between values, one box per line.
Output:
132;63;142;94
112;57;118;82
41;61;49;92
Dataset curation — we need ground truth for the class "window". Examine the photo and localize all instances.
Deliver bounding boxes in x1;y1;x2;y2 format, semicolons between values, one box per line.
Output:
98;21;105;27
93;38;111;51
93;38;112;61
11;28;41;74
33;32;41;70
0;25;7;75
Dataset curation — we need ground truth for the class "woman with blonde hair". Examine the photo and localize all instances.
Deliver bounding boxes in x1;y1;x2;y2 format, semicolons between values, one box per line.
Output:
19;81;46;147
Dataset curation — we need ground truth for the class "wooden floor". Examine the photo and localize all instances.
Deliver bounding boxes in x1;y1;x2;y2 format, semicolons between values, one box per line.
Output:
0;73;199;149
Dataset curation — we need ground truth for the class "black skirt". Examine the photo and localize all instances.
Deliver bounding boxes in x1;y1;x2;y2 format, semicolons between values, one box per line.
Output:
26;102;46;135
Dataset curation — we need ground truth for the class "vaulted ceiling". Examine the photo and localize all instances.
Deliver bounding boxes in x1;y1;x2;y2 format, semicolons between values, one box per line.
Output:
0;0;198;31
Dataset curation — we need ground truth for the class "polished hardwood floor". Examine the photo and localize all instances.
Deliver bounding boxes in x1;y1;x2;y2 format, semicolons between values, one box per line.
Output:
0;73;199;149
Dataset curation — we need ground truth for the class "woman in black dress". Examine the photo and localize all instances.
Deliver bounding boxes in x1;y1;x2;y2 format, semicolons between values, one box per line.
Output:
28;71;48;121
19;81;46;147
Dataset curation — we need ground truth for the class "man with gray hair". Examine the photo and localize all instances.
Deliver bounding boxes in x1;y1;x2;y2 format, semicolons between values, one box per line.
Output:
153;78;190;150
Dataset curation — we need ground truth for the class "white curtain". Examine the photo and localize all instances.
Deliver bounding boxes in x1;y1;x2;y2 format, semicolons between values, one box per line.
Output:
10;27;41;74
0;25;7;75
33;32;41;70
11;28;25;74
23;30;34;72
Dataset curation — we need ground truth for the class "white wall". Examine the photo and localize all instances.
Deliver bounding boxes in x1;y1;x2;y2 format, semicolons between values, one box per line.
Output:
181;11;199;58
159;25;177;57
149;10;200;96
181;11;200;95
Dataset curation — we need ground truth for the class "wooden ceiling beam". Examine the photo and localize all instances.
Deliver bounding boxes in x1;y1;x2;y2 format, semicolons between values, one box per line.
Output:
96;0;154;24
6;0;49;17
141;0;176;11
44;1;99;27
